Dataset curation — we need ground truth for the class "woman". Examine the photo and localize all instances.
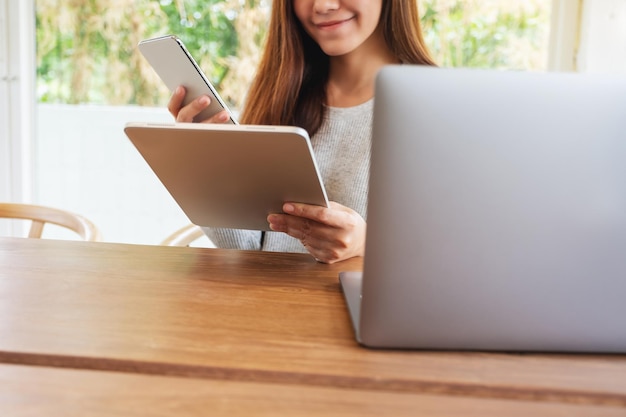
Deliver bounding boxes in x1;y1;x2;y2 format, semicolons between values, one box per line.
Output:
169;0;435;264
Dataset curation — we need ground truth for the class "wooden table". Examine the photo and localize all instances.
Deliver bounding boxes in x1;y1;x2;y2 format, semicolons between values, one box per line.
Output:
1;237;626;415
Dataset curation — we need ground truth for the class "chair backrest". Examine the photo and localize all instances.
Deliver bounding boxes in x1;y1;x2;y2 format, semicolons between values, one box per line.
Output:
160;223;205;247
0;202;101;242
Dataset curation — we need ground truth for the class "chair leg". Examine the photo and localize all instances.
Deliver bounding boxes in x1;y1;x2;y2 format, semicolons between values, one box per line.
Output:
28;220;45;238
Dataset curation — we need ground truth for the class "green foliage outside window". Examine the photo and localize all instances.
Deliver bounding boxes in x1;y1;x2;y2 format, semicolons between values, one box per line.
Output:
35;0;549;109
422;0;549;70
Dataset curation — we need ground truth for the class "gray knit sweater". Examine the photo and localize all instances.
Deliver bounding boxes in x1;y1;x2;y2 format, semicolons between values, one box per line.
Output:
203;99;373;253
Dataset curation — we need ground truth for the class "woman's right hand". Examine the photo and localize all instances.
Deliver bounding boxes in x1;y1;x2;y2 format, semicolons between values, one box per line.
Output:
167;86;231;124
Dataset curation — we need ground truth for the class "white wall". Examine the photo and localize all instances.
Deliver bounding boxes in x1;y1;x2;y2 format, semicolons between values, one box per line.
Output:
34;103;213;246
577;0;626;73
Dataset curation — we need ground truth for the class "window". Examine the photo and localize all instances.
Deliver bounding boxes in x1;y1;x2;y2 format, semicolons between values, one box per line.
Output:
422;0;551;70
0;1;35;236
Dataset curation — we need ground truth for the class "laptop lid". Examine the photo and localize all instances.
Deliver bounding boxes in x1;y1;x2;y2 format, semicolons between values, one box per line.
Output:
340;65;626;352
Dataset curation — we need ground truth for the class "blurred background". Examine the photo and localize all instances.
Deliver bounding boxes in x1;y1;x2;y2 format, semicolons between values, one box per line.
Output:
1;0;625;244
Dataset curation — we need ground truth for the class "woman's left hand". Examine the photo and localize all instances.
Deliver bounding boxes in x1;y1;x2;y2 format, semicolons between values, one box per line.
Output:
267;202;366;264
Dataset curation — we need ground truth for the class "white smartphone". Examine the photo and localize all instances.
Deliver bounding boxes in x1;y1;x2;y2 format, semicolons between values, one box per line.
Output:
138;35;237;124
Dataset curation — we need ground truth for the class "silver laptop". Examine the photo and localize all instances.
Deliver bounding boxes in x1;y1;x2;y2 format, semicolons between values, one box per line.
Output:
340;65;626;352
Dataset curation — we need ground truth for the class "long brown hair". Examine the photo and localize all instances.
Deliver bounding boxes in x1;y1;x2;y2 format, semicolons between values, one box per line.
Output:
240;0;436;136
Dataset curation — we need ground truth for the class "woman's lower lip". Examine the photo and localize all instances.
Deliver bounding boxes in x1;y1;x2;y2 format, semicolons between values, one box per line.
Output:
317;18;352;30
319;22;343;30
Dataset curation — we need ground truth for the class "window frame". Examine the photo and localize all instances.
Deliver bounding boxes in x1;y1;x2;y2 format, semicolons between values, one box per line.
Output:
548;0;584;72
0;1;35;198
0;0;35;235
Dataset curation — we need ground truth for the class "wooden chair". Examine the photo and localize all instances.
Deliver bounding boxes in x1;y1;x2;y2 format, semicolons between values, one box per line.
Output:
160;223;206;247
0;202;102;242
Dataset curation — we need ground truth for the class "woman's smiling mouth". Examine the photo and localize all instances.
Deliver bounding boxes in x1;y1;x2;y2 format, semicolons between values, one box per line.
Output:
315;16;355;30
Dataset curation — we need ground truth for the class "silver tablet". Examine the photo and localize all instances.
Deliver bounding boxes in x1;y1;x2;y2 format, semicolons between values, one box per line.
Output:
124;122;329;231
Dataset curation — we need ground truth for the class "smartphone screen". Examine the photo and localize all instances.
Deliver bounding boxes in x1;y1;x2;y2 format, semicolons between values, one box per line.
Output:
138;35;237;124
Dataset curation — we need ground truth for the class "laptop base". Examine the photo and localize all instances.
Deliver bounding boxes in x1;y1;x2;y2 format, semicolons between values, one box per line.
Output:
338;271;363;343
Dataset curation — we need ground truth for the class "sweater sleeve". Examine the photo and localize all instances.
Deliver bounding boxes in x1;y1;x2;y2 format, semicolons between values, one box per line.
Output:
201;227;263;250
